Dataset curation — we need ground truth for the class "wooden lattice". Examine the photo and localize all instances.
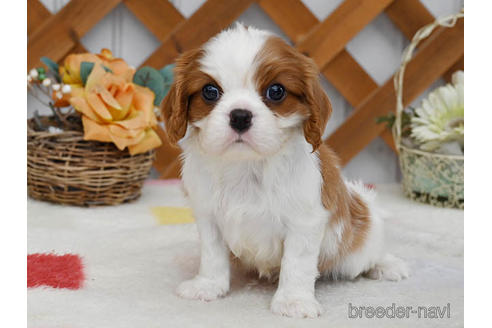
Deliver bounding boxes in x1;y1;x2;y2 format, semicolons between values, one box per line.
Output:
28;0;464;177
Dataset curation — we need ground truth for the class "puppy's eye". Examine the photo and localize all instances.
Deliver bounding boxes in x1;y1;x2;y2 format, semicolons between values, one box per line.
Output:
266;83;286;102
202;84;220;102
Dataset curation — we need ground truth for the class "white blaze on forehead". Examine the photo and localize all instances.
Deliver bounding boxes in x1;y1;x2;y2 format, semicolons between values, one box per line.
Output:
199;23;272;90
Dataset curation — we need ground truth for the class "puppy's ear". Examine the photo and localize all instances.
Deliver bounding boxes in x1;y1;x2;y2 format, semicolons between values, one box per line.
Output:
161;84;184;145
301;56;332;152
161;48;203;145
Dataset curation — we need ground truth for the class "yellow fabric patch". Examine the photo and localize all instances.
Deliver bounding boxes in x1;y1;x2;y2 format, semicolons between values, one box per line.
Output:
151;206;195;225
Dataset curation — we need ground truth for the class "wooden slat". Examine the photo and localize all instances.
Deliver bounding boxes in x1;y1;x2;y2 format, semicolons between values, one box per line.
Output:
28;24;75;71
160;159;182;179
386;0;462;83
60;0;122;37
322;53;398;150
27;0;88;65
142;0;255;68
154;126;183;178
27;0;51;37
297;0;394;70
28;0;121;70
380;129;396;152
443;55;464;82
69;42;89;55
326;20;464;164
124;0;184;41
258;0;317;44
321;52;378;108
385;0;434;39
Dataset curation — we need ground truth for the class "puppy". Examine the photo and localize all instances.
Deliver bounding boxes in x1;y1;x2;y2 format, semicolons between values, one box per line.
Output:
162;24;408;318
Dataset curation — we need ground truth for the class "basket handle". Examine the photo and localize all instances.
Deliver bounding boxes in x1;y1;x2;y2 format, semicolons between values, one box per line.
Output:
392;10;464;149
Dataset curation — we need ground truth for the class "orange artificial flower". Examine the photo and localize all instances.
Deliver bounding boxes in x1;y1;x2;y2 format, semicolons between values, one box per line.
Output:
96;48;135;82
59;49;135;86
59;53;102;86
69;63;161;155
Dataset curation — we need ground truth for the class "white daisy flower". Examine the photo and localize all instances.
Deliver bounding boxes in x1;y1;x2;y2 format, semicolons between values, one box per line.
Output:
410;71;464;152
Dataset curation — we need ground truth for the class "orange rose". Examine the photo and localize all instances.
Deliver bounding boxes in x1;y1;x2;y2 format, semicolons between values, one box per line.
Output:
59;53;102;86
96;48;135;82
59;49;135;86
69;63;161;155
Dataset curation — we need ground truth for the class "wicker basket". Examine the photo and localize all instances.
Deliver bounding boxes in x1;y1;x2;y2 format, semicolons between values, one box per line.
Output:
393;12;464;209
27;116;155;206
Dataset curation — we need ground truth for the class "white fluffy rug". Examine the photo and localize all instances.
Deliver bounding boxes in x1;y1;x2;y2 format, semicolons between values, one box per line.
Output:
27;181;463;327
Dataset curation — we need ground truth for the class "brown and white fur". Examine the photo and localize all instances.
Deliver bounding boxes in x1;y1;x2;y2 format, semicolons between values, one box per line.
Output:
162;24;408;318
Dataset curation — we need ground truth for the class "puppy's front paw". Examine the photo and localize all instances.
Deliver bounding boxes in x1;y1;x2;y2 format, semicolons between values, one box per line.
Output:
271;292;323;318
176;276;229;301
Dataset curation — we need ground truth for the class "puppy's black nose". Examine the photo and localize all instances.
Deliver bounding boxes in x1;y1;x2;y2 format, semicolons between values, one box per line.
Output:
229;109;252;133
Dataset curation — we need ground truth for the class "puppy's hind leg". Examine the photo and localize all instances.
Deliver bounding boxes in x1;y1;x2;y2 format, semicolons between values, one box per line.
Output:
365;254;409;281
344;181;409;282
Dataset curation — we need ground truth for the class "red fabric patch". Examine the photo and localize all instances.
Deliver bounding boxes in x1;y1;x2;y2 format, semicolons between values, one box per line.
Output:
27;253;84;289
364;183;376;190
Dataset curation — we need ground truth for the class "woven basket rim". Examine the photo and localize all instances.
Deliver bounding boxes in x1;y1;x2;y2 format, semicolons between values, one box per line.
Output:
398;144;464;160
26;115;156;157
27;115;84;138
28;128;83;138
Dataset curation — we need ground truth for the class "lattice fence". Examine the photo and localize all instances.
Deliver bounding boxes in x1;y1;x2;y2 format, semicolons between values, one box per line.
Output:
28;0;464;177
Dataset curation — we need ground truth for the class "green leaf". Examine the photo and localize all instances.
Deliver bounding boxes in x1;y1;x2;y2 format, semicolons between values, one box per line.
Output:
80;62;95;86
133;66;166;106
41;57;61;82
159;63;175;99
375;113;396;129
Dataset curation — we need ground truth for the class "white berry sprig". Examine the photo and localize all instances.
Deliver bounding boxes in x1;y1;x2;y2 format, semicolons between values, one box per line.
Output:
28;65;72;109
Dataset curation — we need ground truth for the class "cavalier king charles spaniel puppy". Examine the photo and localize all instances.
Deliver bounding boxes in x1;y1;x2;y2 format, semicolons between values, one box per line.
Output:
162;23;408;318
